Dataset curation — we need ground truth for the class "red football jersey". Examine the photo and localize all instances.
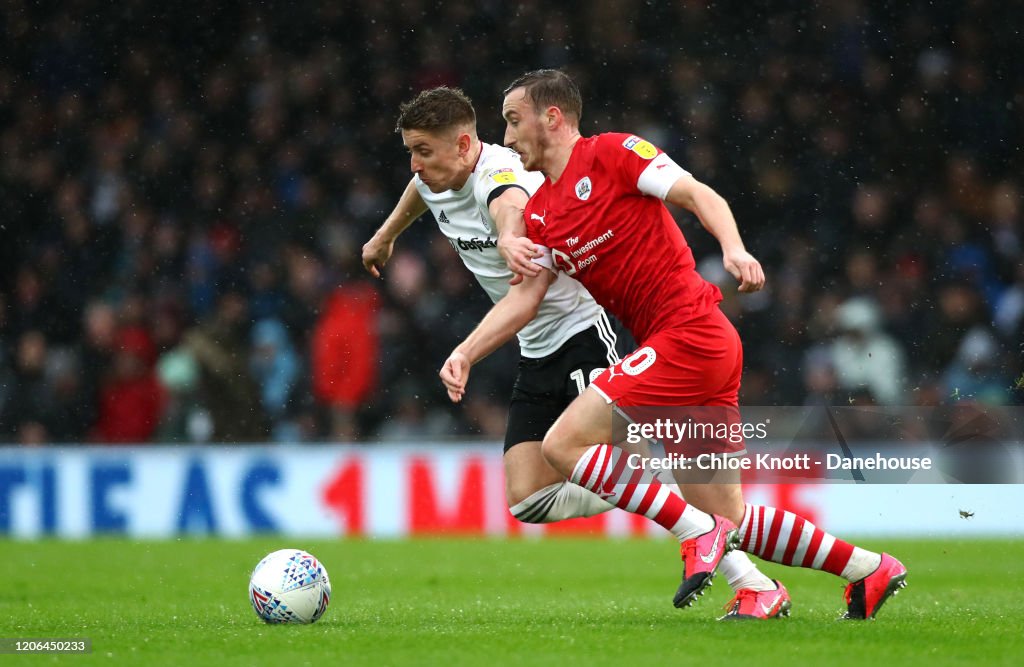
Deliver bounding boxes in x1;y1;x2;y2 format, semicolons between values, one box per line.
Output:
524;133;722;343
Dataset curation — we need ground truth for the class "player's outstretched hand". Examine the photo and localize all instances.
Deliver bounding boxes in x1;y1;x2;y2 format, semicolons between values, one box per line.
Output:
498;234;542;285
723;249;766;293
361;236;394;279
440;351;471;403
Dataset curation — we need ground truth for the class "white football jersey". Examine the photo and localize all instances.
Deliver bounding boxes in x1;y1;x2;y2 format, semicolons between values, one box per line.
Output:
415;142;606;358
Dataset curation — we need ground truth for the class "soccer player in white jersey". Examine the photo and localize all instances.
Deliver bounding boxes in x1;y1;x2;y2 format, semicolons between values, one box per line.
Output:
364;87;788;620
363;87;619;526
440;70;907;620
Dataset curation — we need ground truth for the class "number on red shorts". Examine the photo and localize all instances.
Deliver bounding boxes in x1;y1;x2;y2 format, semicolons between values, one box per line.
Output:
621;346;656;376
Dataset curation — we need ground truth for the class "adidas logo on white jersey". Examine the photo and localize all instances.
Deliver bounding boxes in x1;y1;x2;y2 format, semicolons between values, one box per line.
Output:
438;210;450;224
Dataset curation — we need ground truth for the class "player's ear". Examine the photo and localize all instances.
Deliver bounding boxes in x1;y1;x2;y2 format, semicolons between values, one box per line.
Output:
545;106;562;130
456;131;472;156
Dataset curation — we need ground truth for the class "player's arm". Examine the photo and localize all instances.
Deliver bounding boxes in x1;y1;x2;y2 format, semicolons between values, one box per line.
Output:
489;186;542;283
361;178;428;278
663;174;765;293
440;269;556;402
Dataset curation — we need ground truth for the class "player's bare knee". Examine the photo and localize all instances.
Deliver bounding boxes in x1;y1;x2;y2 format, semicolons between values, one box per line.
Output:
539;429;574;472
539;434;561;468
505;481;539;509
508;481;563;523
541;394;611;474
503;440;563;508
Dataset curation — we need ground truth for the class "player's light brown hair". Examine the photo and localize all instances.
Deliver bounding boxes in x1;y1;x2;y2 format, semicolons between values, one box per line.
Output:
503;69;583;124
396;87;476;134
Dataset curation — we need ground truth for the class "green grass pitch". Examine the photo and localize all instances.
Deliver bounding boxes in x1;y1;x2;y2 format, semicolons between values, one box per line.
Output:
2;537;1021;666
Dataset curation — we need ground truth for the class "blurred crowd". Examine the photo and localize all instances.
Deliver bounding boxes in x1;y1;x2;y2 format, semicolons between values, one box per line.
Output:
1;0;1021;445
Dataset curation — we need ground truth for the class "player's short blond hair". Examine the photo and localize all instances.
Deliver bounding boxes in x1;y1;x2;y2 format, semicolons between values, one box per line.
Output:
396;87;476;134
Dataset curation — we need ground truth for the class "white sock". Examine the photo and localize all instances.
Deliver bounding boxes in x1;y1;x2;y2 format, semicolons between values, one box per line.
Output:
509;481;615;524
841;547;883;582
718;551;777;592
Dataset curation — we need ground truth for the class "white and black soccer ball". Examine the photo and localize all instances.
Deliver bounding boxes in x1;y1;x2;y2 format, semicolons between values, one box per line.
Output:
248;549;331;624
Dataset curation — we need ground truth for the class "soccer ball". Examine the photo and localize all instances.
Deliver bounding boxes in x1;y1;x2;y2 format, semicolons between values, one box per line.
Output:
248;549;331;624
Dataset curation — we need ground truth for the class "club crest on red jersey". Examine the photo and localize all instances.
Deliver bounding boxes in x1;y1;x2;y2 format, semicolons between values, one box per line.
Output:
575;176;592;201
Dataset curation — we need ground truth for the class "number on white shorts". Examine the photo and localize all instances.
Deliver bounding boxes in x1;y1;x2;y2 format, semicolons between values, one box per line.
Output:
569;368;609;395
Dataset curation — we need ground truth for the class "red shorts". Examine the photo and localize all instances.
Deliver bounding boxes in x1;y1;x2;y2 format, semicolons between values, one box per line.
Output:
590;308;744;456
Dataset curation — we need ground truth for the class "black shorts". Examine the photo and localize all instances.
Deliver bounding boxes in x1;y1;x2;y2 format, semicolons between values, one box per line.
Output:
503;319;619;452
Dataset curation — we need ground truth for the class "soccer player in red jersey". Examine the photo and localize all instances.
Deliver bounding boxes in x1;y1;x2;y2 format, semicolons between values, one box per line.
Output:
441;69;906;620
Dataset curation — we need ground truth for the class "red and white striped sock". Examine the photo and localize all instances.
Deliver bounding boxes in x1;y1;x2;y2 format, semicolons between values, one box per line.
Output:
570;444;714;542
738;504;881;581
